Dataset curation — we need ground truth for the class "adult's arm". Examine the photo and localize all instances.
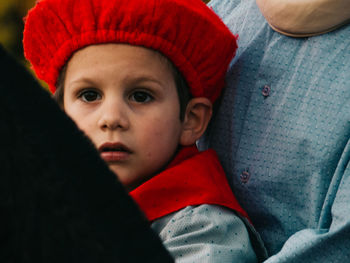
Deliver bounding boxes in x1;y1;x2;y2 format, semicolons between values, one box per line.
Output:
200;0;350;261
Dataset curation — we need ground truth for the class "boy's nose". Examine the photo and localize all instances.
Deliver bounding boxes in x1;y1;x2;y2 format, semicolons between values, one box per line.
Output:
98;101;129;131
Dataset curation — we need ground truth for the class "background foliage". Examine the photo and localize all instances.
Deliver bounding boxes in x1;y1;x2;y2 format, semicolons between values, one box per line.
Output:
0;0;36;61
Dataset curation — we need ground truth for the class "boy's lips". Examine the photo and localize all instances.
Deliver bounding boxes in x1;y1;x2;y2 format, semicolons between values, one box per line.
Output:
98;142;132;162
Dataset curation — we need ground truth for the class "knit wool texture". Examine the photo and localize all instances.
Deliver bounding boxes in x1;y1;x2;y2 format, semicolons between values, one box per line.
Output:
23;0;237;102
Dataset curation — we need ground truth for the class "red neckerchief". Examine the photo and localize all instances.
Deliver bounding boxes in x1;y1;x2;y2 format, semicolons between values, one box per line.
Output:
130;146;249;222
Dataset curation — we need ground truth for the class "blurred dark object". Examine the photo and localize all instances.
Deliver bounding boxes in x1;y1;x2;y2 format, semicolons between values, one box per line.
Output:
0;45;174;263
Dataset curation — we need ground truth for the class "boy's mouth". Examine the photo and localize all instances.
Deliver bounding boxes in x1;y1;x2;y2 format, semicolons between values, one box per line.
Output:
98;142;131;162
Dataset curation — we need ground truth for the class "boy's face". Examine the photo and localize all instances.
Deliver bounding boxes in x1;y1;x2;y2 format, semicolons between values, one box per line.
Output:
63;44;184;191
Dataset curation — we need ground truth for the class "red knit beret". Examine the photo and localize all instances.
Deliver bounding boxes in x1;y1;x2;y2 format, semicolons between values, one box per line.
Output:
23;0;237;102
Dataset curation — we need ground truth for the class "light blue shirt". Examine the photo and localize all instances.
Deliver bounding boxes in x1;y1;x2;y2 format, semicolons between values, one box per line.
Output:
151;204;259;263
199;0;350;262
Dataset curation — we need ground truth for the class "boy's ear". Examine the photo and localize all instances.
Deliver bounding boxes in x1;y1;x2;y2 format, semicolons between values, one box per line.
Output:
180;97;213;146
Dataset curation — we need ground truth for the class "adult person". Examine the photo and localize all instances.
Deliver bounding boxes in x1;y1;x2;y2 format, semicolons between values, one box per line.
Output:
199;0;350;261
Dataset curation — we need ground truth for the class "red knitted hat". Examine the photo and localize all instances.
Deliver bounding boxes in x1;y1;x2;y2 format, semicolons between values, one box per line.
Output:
23;0;237;102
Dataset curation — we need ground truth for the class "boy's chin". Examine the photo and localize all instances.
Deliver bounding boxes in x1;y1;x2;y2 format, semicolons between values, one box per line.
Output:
107;165;141;192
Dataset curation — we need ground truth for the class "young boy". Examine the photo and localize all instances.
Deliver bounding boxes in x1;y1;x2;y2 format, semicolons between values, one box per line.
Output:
23;0;265;262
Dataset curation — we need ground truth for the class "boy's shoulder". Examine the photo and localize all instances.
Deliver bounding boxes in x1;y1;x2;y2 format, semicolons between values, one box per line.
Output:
152;204;264;262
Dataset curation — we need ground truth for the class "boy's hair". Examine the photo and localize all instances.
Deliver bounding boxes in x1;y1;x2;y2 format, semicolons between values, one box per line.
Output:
54;51;191;121
23;0;238;103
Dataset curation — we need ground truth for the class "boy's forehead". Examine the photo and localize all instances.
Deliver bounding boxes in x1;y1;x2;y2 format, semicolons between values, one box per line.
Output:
70;44;172;66
65;44;177;86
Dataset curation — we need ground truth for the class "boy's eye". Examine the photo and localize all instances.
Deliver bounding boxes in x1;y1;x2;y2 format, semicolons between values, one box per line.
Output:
79;90;101;102
130;91;153;103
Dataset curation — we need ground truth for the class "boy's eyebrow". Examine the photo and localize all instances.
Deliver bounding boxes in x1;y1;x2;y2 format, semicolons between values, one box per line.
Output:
67;75;167;88
123;75;166;87
67;77;97;87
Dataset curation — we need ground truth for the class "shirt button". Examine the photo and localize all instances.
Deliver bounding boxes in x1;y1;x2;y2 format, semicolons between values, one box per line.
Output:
262;85;270;97
240;169;251;183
